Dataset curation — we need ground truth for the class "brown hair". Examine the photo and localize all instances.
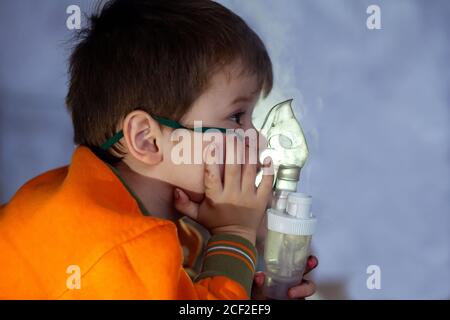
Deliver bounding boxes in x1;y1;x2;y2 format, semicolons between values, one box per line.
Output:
66;0;273;155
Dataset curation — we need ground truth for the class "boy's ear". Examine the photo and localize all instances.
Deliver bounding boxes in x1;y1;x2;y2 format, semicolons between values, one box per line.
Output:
122;110;163;165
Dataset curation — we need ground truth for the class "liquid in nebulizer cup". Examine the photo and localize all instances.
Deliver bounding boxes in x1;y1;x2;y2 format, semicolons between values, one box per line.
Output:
255;100;317;300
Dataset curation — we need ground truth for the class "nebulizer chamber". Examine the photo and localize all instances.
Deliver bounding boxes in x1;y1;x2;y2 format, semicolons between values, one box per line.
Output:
257;100;317;300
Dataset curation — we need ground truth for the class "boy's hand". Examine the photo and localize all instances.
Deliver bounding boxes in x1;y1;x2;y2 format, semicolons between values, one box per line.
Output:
174;135;274;244
252;255;318;300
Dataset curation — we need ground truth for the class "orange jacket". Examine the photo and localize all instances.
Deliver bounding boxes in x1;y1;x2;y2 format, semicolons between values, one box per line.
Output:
0;147;257;299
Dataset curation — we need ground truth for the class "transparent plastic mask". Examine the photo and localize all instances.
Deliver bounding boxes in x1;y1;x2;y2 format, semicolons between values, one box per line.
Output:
256;99;309;185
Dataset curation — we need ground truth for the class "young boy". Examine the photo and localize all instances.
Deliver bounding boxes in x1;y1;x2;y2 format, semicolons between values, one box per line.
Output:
0;0;316;299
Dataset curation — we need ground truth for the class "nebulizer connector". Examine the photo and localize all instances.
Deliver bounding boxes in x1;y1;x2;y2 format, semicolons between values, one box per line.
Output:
256;99;317;300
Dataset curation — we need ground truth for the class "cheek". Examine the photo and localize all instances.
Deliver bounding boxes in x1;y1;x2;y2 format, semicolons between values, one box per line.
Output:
163;133;206;196
167;132;228;194
175;163;205;195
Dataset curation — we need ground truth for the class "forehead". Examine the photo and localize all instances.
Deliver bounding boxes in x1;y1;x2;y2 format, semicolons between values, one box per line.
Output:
208;60;261;98
195;61;261;109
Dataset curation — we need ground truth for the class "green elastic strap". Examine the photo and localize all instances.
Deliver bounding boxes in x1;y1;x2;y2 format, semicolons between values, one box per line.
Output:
100;116;228;150
101;130;124;150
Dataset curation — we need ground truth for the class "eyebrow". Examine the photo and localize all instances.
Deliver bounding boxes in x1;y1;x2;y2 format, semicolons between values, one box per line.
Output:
229;89;260;106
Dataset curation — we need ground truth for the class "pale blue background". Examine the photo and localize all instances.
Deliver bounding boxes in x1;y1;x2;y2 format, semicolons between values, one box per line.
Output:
0;0;448;299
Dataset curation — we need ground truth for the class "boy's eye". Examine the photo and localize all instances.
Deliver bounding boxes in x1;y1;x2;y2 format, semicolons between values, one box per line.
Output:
229;112;245;125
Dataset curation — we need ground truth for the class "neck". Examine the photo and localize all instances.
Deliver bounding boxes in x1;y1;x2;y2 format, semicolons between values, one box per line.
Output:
113;161;183;221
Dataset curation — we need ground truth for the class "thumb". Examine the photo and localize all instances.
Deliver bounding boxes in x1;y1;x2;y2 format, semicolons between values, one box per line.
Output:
174;188;199;220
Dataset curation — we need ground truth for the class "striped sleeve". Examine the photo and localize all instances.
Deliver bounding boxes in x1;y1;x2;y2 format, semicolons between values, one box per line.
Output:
194;233;258;298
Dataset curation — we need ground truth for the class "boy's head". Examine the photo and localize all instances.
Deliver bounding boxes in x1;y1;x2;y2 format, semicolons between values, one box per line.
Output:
66;0;273;198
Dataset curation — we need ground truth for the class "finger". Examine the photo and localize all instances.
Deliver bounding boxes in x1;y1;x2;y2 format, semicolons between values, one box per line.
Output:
255;131;268;174
304;255;319;275
288;280;316;299
174;188;199;220
224;134;242;192
241;143;257;193
204;143;223;195
256;157;274;200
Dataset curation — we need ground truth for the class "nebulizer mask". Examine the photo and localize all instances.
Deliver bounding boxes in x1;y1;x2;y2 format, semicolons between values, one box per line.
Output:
256;99;317;300
255;99;308;186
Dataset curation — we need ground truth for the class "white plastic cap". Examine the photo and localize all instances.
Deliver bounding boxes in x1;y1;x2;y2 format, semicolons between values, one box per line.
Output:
267;209;316;236
286;193;312;219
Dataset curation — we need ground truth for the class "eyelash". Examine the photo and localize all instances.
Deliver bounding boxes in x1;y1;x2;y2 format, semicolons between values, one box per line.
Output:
229;111;245;125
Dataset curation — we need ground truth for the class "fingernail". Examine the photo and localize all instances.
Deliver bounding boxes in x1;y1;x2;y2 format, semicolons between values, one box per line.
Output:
308;257;317;268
